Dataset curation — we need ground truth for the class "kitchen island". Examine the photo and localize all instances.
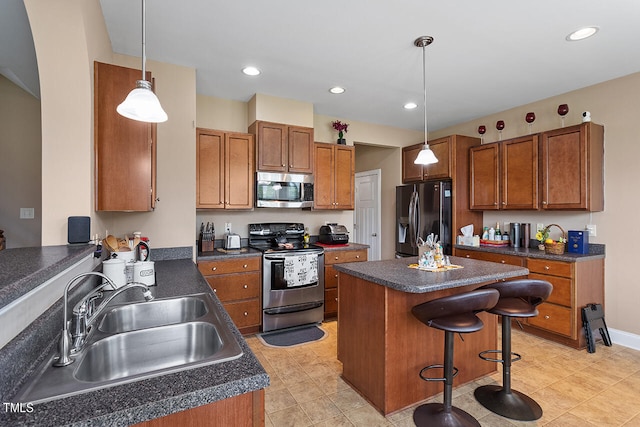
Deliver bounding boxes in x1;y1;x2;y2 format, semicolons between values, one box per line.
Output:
334;256;528;415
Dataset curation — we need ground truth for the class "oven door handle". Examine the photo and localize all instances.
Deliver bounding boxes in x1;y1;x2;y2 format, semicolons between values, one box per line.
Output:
264;301;324;315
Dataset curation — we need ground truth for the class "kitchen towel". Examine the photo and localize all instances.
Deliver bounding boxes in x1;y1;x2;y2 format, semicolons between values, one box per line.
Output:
284;254;318;287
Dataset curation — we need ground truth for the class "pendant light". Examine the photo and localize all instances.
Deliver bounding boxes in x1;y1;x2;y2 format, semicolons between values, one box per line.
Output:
117;0;168;123
413;36;438;165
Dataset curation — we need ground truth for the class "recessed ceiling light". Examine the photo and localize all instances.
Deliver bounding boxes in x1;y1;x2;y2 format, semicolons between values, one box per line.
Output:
566;26;599;41
242;66;261;76
329;86;345;94
404;102;418;110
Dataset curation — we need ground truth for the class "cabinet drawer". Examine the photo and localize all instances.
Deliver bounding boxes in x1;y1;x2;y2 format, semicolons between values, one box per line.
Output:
527;258;572;278
456;249;523;266
198;257;260;275
223;299;261;329
527;302;572;337
325;249;367;265
206;272;261;302
528;273;572;307
325;266;339;289
324;288;338;314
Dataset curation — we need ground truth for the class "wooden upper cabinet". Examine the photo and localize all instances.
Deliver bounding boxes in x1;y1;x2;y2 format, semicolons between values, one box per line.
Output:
540;123;604;211
423;137;452;180
502;135;539;209
469;143;500;210
250;121;313;173
314;143;354;210
402;137;452;183
470;135;539;210
402;143;424;183
95;61;156;211
196;128;254;210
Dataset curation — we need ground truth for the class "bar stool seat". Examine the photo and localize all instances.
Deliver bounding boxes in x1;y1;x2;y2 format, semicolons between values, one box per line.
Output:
411;288;499;427
474;279;553;421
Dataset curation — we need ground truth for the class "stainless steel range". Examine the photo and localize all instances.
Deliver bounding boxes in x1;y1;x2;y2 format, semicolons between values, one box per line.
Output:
249;223;325;332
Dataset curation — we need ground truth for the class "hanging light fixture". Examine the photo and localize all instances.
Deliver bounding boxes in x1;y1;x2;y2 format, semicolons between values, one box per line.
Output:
117;0;168;123
413;36;438;165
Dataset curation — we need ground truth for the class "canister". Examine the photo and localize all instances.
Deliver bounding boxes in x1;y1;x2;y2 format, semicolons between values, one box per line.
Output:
133;261;156;286
102;258;126;290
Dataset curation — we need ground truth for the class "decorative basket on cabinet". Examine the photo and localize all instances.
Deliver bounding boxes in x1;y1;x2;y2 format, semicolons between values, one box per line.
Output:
543;224;566;255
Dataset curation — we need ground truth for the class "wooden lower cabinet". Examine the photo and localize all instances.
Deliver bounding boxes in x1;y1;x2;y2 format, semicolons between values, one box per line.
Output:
453;248;605;349
524;257;604;349
134;389;264;427
198;256;262;334
323;247;367;318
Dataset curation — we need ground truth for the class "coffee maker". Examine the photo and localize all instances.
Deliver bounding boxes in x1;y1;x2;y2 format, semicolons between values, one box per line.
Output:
510;223;531;248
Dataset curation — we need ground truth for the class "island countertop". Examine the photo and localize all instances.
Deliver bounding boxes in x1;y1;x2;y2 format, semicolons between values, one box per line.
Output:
333;255;529;293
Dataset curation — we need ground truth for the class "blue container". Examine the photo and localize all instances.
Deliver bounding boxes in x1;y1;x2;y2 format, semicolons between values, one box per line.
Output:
568;230;589;254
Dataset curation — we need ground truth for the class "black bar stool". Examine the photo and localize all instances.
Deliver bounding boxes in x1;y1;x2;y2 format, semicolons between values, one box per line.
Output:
411;289;499;427
474;279;553;421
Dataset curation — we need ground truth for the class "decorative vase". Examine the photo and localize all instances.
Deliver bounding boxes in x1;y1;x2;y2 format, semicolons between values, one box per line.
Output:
538;243;545;251
337;138;346;145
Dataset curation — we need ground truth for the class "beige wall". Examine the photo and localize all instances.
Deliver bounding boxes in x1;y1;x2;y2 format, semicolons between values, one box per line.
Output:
432;72;640;337
0;75;41;248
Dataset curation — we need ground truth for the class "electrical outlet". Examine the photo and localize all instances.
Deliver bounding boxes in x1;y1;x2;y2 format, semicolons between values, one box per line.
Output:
586;224;597;237
536;223;544;232
20;208;34;219
225;222;232;233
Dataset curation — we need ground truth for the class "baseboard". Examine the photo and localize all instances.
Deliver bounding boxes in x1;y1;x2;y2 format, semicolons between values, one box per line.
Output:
609;328;640;351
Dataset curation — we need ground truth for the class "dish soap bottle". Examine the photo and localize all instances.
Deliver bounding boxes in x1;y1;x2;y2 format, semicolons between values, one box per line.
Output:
303;227;310;244
482;227;489;240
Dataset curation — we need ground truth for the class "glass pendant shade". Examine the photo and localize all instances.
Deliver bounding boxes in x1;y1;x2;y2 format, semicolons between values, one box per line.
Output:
117;80;168;123
414;143;438;165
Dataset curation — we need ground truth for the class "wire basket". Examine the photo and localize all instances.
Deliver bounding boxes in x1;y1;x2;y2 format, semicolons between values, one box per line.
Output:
544;224;566;255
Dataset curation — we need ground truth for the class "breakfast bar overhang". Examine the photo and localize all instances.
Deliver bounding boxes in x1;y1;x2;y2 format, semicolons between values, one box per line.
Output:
334;256;529;415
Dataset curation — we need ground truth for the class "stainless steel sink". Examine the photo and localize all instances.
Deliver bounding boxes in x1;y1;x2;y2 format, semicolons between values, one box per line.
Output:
76;322;225;382
99;295;208;333
15;293;243;403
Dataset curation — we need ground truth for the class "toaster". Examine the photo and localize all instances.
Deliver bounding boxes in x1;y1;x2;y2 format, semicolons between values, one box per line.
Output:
319;224;349;245
223;233;241;250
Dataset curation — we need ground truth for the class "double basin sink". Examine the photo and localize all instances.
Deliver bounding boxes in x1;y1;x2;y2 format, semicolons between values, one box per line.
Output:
16;293;243;403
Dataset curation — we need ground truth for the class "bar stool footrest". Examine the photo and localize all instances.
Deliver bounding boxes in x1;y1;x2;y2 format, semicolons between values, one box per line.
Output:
413;403;480;427
478;349;521;364
474;384;542;421
419;364;458;382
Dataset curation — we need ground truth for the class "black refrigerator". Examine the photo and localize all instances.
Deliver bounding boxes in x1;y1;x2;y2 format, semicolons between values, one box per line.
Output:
396;181;453;257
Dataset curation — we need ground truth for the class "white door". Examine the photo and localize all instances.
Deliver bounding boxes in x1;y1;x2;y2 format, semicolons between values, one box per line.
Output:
354;169;381;261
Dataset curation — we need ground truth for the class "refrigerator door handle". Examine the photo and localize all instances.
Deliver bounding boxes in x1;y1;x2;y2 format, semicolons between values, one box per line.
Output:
408;190;420;248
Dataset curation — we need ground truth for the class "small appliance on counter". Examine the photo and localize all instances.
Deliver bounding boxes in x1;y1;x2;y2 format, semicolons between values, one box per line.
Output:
319;224;349;245
223;233;241;250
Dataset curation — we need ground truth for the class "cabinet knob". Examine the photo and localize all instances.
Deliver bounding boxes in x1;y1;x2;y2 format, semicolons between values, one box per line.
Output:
243;284;248;289
282;164;285;167
213;288;217;293
542;201;547;205
501;260;505;264
212;267;217;271
465;255;470;258
244;312;248;316
243;264;248;268
545;315;550;319
502;202;506;205
494;202;498;205
334;274;338;278
335;297;338;301
544;266;550;270
355;255;360;259
335;256;339;260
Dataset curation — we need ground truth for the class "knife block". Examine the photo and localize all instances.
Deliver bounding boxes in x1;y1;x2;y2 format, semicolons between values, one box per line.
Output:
198;234;214;253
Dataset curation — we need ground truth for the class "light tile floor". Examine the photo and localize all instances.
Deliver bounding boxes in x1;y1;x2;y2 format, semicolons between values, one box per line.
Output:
246;321;640;427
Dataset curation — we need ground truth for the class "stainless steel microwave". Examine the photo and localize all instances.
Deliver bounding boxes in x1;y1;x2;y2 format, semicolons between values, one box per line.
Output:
256;171;314;208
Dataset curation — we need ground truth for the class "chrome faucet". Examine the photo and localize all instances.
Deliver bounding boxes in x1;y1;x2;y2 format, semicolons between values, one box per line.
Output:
54;272;154;367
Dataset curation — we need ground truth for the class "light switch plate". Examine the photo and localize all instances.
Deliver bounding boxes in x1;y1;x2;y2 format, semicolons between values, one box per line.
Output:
586;224;597;237
225;222;232;233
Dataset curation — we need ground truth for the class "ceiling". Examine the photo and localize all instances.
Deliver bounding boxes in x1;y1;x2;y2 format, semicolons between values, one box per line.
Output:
4;0;640;132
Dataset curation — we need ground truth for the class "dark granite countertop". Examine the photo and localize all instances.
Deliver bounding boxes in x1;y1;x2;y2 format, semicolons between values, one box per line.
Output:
334;256;528;293
1;258;269;427
454;243;605;262
0;245;96;309
197;247;262;261
315;242;369;252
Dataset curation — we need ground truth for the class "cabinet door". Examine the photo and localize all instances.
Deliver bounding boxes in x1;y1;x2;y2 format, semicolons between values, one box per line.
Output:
402;144;424;183
334;145;355;209
469;143;500;210
502;135;539;210
313;143;335;209
288;126;314;173
95;61;156;211
256;121;287;172
196;129;225;209
423;137;451;180
225;133;255;209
